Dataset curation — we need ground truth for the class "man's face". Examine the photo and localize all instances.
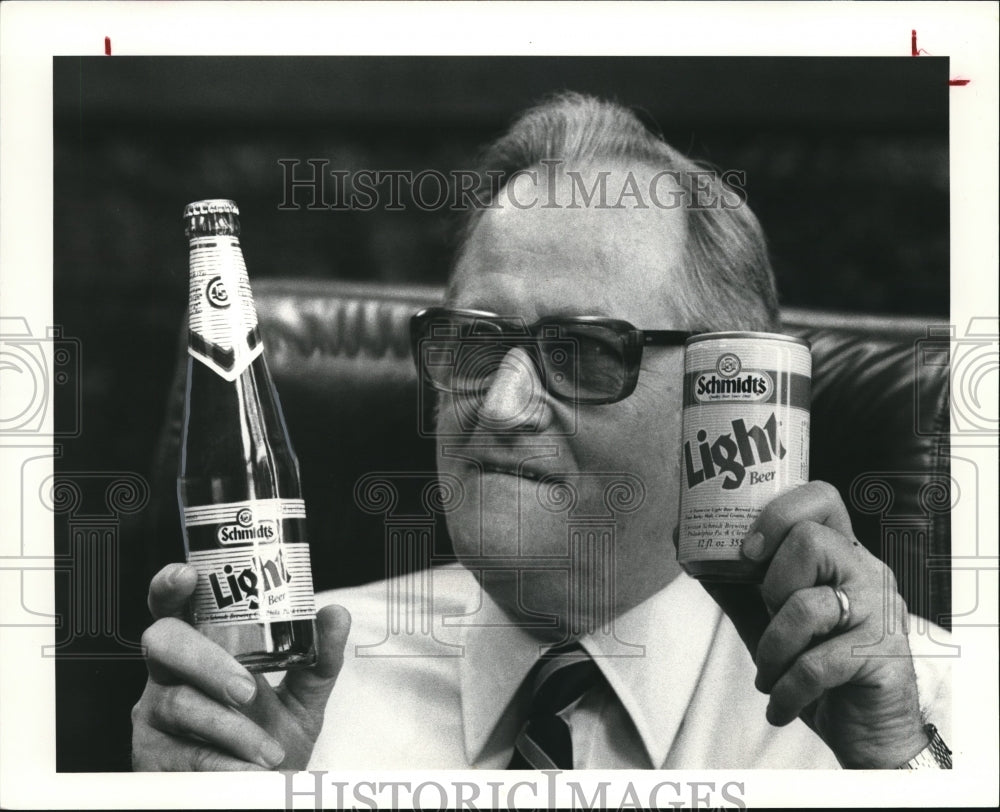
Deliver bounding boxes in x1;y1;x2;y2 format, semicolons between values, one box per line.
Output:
435;164;698;633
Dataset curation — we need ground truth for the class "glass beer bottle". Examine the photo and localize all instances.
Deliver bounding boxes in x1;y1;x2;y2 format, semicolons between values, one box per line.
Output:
177;199;317;672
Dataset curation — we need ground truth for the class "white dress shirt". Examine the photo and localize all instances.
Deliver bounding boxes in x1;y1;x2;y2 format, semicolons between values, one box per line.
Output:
308;563;951;769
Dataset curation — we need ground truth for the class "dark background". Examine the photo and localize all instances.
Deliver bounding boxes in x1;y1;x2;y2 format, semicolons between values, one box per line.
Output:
52;56;948;771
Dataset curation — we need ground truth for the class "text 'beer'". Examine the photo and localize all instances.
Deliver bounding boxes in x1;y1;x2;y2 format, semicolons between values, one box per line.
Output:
677;332;811;583
178;199;317;671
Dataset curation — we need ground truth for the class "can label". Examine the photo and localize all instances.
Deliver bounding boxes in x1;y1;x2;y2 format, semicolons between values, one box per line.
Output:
678;335;810;567
183;498;317;626
187;236;263;381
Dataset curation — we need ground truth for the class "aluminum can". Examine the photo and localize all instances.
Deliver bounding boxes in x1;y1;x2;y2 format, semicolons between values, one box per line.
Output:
178;199;317;672
677;332;811;582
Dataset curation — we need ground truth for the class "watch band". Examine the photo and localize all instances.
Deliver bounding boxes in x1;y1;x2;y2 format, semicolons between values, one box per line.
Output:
896;723;952;769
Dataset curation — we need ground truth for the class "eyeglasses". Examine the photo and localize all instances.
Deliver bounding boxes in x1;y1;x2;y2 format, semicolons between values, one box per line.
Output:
410;307;698;405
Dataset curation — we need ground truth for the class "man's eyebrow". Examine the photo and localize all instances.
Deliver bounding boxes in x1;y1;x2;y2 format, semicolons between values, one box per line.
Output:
452;303;617;320
458;301;501;313
537;307;614;319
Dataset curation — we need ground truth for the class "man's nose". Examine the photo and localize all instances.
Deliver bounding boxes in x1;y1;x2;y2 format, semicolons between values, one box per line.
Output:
476;347;553;432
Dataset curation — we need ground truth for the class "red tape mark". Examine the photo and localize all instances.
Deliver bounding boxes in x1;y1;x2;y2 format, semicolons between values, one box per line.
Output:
911;29;970;86
105;36;111;56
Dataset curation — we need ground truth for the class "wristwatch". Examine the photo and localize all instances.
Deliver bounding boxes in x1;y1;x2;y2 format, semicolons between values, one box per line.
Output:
896;723;952;769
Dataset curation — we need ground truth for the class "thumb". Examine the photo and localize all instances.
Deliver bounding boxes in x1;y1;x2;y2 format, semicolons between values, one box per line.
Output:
281;603;351;717
147;562;199;620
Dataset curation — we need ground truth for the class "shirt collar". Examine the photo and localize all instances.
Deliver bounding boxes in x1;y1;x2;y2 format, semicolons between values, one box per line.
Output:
459;585;549;764
459;572;724;768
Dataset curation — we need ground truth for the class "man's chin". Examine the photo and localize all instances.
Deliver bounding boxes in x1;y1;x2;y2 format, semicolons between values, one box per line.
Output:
467;568;575;641
446;500;573;560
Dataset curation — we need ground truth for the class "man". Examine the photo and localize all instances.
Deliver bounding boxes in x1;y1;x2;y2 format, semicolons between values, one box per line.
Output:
131;93;950;771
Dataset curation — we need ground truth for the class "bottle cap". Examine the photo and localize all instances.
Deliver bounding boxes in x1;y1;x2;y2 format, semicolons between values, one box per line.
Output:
184;199;240;238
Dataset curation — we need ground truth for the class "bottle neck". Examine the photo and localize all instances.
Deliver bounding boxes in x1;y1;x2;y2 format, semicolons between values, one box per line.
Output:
187;235;263;381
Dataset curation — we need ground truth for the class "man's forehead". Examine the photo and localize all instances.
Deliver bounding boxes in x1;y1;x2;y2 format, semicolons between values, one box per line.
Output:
453;269;622;318
491;161;687;232
452;162;689;323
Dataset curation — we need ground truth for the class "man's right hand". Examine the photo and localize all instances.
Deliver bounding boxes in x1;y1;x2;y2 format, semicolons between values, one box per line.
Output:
131;563;350;771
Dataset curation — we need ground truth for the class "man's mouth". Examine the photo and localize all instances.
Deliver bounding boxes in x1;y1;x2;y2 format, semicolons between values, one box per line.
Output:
479;463;545;481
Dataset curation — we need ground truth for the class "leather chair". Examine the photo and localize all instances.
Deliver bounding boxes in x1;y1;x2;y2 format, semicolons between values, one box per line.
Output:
147;278;952;629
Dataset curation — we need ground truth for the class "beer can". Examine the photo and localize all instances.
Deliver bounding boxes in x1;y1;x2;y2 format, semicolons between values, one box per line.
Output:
677;332;811;582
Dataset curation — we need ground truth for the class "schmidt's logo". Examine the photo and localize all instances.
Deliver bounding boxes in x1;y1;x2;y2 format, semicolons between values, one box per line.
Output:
206;276;231;309
695;357;773;402
217;506;276;544
716;353;741;377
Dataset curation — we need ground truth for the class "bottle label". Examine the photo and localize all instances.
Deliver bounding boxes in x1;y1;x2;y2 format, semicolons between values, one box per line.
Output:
187;236;264;381
183;499;317;626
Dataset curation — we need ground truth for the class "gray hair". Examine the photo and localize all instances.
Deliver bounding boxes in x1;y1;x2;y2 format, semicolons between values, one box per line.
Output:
452;92;779;331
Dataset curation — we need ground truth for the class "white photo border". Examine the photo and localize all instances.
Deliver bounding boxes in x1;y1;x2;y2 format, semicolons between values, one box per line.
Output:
1;1;997;808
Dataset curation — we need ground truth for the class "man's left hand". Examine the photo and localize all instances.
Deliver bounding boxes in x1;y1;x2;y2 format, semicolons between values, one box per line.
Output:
700;480;929;769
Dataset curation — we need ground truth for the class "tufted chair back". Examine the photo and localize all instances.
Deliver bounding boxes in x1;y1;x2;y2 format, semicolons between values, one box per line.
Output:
146;279;951;628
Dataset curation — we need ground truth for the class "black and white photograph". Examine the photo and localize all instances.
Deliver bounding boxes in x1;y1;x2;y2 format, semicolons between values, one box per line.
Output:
1;2;997;809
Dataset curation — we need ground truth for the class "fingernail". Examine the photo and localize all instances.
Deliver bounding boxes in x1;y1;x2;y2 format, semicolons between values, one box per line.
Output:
167;563;192;586
226;675;256;705
741;531;765;560
257;738;285;768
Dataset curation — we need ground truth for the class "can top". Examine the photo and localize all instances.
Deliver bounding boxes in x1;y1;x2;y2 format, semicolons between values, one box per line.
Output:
685;330;811;350
184;199;240;238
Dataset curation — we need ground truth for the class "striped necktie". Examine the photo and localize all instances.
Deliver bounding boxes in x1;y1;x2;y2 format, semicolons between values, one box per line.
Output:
507;643;603;770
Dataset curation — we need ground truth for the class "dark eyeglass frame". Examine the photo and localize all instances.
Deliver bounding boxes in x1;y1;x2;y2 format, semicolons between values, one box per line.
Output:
410;306;698;405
